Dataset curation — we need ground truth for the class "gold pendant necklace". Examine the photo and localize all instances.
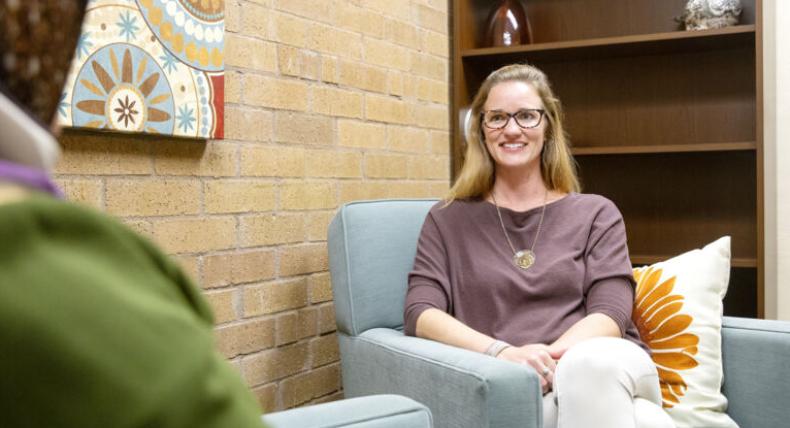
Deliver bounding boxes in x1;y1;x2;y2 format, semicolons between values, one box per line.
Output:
491;189;548;270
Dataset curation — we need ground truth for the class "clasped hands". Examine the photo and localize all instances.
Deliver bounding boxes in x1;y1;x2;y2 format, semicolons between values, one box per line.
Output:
497;344;565;394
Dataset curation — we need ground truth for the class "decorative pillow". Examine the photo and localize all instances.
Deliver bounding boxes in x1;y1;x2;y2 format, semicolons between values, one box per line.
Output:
631;236;738;428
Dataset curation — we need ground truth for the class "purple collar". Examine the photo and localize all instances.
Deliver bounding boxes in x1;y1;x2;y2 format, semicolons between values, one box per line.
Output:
0;160;63;198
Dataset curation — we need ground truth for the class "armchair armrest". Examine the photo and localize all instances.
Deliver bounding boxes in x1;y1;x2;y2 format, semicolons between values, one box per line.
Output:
338;328;542;428
721;316;790;428
262;394;432;428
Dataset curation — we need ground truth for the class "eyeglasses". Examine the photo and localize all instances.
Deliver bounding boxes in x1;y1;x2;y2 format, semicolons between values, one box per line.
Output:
482;109;545;130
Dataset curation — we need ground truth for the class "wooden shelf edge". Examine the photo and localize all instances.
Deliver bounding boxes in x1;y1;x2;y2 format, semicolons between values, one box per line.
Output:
461;25;756;58
572;142;756;156
632;255;757;268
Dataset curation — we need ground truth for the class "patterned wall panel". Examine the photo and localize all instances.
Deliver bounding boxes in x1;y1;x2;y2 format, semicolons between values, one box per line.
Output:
58;0;224;139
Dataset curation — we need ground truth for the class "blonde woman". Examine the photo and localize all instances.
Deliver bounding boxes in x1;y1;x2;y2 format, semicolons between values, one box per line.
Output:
404;64;674;428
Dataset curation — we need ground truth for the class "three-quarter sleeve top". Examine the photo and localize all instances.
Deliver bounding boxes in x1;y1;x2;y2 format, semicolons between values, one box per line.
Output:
404;192;646;351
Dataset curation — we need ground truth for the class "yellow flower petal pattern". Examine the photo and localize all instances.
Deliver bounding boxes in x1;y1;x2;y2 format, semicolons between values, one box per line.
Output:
633;266;699;408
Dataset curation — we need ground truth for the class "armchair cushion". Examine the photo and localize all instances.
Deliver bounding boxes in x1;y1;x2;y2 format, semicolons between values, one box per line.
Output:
261;394;432;428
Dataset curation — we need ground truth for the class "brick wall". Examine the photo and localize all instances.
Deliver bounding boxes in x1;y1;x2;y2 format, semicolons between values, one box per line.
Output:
54;0;450;412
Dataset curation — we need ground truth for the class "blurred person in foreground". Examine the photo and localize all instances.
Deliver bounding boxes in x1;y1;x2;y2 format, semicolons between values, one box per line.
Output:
0;1;266;426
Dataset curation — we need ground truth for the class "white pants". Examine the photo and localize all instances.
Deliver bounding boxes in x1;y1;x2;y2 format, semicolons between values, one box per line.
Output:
542;337;675;428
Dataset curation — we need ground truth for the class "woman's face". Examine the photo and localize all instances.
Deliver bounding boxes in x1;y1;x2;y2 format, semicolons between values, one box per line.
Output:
482;80;547;174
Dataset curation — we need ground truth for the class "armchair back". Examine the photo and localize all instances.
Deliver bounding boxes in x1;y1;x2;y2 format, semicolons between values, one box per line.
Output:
328;199;437;336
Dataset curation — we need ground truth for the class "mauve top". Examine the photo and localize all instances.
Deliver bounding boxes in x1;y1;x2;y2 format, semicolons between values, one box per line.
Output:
404;192;646;351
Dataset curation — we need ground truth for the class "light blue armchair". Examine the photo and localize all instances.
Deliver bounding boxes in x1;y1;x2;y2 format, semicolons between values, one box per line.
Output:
328;199;790;428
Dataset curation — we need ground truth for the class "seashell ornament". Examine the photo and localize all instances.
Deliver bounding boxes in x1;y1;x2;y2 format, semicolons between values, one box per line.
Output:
677;0;743;31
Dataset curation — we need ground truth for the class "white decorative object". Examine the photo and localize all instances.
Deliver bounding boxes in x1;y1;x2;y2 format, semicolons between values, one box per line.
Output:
679;0;743;31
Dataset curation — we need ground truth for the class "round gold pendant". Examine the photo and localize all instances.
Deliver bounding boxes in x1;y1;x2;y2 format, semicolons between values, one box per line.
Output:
513;250;535;270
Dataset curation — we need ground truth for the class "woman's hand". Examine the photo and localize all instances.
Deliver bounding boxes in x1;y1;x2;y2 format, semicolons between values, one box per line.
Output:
497;343;556;393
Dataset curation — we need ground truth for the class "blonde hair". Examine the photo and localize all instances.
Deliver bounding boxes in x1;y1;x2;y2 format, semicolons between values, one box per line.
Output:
447;64;580;202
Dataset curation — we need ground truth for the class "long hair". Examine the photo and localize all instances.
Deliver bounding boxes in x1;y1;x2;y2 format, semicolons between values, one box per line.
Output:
447;64;580;202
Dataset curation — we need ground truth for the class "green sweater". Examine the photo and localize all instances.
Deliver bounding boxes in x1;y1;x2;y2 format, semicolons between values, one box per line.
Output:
0;194;266;428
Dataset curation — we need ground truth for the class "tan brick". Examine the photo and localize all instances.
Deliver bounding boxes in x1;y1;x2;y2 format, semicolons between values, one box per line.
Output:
252;383;277;413
362;0;412;21
430;130;450;154
387;19;420;49
239;3;271;37
365;153;409;178
408;155;449;180
411;51;447;81
225;70;242;104
388;125;430;153
417;77;449;103
224;106;273;142
320;56;339;83
271;12;309;47
338;180;390;203
387;71;404;96
106;179;200;216
366;94;412;124
312;86;363;119
427;0;448;13
305;210;334;241
363;38;410;71
153;141;237;177
203;249;276;288
386;181;430;199
274;0;336;23
310;334;340;368
308;273;333;303
57;178;102;209
243;342;309;385
275;307;318;346
428;181;449;198
337;60;388;94
243;277;309;316
205;180;276;214
122;219;153;238
225;33;276;72
244;74;310;111
281;181;336;210
423;30;449;57
308;24;362;60
415;103;450;130
240;213;306;247
305;149;362;178
240;145;305;177
401;73;419;98
205;288;238;324
337;120;386;149
337;4;384;38
280;364;341;408
418;4;447;33
278;45;320;80
225;0;241;33
312;391;344;406
318;303;337;334
279;243;329;276
173;255;200;285
274;112;333;145
216;318;275;358
152;217;236;254
57;131;152;175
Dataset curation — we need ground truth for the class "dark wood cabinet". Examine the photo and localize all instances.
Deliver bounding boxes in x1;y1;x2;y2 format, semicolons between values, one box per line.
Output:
451;0;763;317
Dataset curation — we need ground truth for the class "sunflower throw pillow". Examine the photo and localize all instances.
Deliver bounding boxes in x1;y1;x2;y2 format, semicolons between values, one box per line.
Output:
631;236;738;428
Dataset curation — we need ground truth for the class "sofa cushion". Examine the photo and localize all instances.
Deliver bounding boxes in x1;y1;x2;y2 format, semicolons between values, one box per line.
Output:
631;237;737;428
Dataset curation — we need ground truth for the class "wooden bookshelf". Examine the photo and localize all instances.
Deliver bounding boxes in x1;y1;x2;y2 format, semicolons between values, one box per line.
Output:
451;0;763;317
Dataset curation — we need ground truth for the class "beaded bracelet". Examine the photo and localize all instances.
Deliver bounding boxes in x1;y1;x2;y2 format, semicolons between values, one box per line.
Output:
484;339;511;357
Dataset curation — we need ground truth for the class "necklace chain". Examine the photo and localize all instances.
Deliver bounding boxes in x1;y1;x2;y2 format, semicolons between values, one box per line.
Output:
491;189;548;269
